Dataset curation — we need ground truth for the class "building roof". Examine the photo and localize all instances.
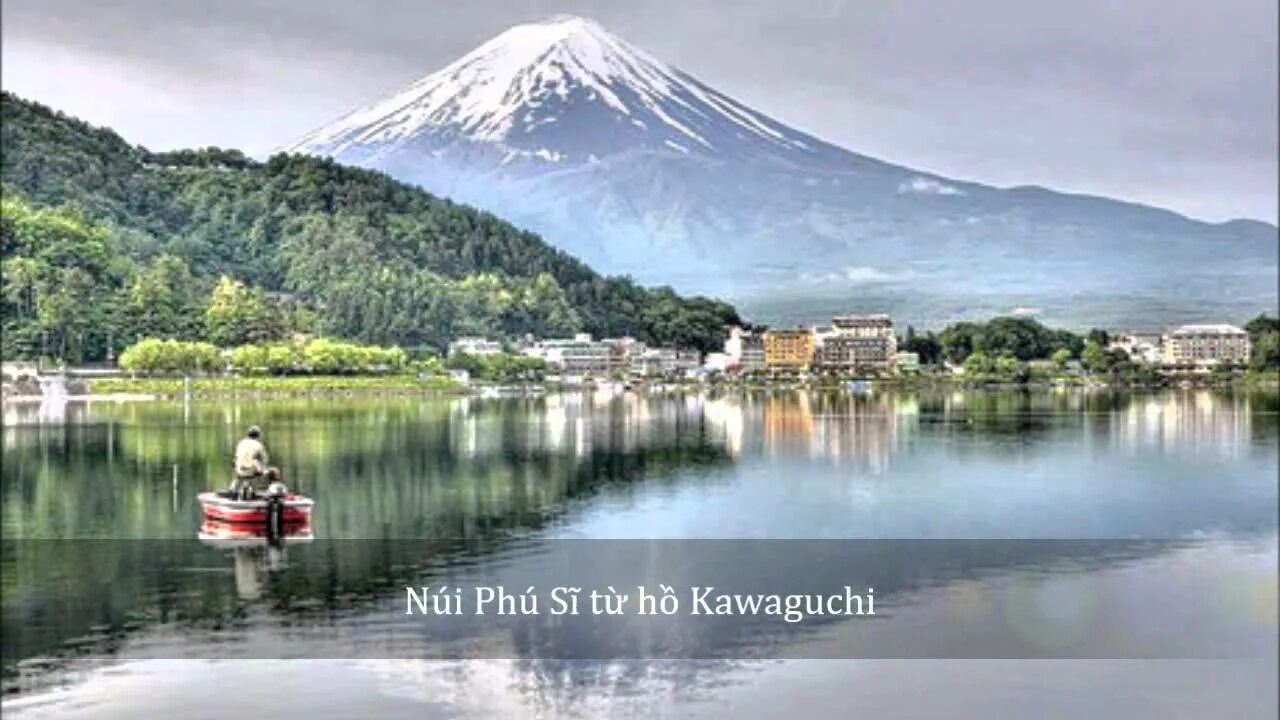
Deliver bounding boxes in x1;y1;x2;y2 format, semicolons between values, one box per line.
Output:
1169;324;1247;336
832;314;892;326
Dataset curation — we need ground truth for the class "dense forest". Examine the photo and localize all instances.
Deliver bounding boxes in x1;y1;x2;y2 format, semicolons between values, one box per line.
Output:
0;92;740;362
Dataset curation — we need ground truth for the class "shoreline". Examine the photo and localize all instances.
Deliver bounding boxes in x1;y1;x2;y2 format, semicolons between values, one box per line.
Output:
2;373;1274;405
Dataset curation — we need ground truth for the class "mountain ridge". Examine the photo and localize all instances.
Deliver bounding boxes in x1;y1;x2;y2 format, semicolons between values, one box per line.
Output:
0;91;740;360
289;15;1272;221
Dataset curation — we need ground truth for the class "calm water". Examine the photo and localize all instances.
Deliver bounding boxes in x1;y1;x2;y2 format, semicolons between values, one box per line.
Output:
2;389;1277;718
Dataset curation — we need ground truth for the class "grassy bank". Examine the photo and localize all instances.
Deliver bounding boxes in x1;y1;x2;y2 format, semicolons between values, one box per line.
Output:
71;369;1280;399
89;374;464;397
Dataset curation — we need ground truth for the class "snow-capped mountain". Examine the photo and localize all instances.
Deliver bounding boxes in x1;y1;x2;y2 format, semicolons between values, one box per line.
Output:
290;15;1277;327
293;15;841;168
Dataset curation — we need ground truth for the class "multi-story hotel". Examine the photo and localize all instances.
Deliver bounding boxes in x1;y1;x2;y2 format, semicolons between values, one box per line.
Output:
523;334;615;376
813;314;897;372
1161;324;1251;369
832;314;895;339
521;334;700;379
763;329;815;370
637;348;701;376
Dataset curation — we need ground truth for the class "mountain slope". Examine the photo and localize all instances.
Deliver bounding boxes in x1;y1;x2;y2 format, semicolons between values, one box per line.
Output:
0;92;739;360
290;15;1278;327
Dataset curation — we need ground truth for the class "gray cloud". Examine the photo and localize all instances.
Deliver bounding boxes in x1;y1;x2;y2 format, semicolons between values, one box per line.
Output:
1;0;1275;221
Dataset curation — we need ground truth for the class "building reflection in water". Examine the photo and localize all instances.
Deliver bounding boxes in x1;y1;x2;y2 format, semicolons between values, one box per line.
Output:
703;390;916;474
448;389;722;462
1112;391;1254;458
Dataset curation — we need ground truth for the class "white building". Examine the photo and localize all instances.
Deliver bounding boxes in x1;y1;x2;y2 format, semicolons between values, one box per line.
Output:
524;334;614;377
448;337;503;357
723;327;765;371
1161;324;1251;370
600;336;647;373
894;351;920;373
1108;332;1163;365
704;352;732;373
637;348;701;377
814;314;898;372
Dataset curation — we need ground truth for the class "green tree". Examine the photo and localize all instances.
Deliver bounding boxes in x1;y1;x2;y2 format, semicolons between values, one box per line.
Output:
204;275;282;346
1245;315;1280;371
963;351;994;376
229;344;270;374
1;195;130;362
941;322;982;364
1250;330;1280;371
902;327;942;366
126;254;203;340
1081;339;1109;374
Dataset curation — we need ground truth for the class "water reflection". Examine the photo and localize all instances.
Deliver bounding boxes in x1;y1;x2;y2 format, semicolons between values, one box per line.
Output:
1;388;1277;703
1110;390;1255;457
197;522;314;601
703;391;909;472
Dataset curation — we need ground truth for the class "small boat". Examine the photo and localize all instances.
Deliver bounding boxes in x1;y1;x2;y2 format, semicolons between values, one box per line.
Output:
198;519;314;548
198;489;314;526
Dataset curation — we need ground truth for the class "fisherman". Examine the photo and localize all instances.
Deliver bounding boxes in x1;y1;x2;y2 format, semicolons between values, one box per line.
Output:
232;425;279;497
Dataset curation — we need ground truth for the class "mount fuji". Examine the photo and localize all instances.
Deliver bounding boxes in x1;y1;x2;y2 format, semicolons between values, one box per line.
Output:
290;15;1277;326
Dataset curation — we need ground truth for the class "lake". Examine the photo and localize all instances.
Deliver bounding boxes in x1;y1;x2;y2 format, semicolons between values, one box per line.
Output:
2;388;1277;718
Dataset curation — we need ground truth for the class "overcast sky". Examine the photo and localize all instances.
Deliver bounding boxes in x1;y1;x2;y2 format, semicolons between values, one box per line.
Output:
2;0;1276;222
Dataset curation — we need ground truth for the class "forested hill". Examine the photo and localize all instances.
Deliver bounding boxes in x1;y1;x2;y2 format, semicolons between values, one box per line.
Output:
0;92;739;361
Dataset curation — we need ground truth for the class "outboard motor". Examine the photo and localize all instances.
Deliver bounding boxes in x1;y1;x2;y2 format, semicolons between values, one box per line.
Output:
264;481;288;539
266;494;284;539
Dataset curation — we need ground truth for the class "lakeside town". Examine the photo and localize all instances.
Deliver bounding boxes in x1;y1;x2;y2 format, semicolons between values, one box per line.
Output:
2;310;1276;401
444;313;1268;386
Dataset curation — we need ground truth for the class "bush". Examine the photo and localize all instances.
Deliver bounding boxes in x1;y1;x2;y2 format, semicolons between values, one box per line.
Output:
118;338;223;374
229;338;409;376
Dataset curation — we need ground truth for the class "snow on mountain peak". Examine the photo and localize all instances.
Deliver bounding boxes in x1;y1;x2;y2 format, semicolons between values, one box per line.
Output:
290;15;820;164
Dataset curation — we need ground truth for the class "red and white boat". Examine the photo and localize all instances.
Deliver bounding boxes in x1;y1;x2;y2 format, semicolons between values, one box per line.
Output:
198;490;315;525
198;518;314;547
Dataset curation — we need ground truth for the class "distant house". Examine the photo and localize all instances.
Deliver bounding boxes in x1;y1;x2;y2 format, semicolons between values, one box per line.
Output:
1108;331;1163;365
449;337;503;357
894;351;920;373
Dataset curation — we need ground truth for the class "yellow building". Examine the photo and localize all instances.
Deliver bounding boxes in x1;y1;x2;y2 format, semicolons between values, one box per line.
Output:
763;329;814;370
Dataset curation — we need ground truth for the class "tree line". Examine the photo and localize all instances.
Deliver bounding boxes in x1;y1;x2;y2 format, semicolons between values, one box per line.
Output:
899;314;1280;377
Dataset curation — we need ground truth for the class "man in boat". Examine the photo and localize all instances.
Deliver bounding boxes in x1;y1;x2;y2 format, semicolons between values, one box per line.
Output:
231;425;280;497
